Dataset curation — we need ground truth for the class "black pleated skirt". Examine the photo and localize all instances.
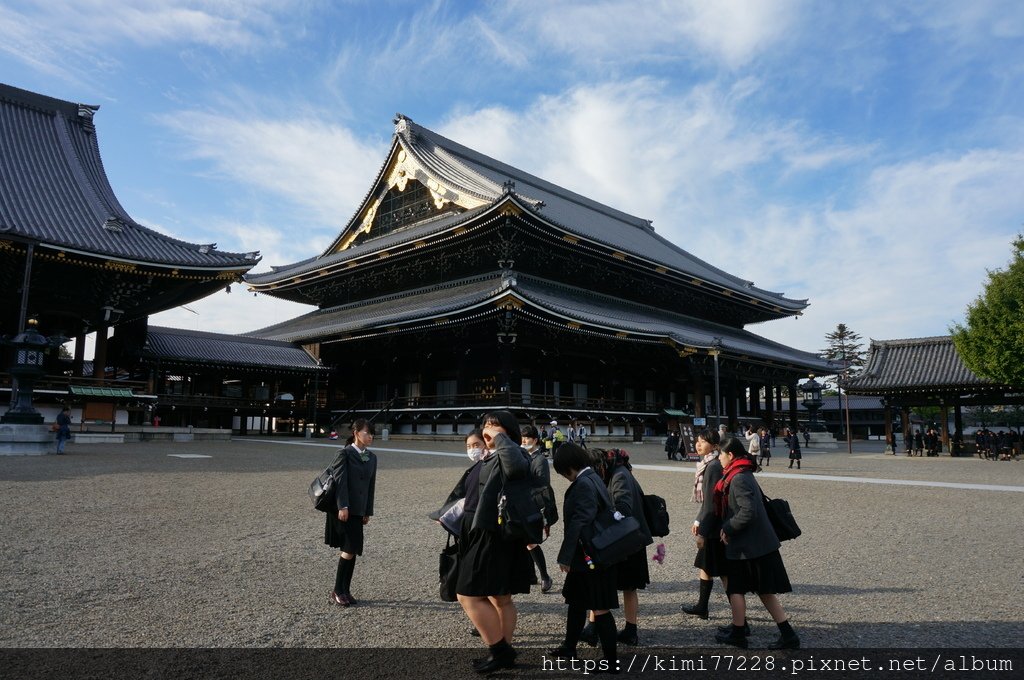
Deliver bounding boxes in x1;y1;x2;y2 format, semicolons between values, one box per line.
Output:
693;535;728;577
725;549;792;595
324;513;365;554
615;546;650;591
562;565;619;611
456;510;535;597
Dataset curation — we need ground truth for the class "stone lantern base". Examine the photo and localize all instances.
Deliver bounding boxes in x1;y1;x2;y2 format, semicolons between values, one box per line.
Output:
0;423;56;455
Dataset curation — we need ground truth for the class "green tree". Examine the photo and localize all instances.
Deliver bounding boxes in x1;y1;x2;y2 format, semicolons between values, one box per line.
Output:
951;235;1024;386
821;323;866;388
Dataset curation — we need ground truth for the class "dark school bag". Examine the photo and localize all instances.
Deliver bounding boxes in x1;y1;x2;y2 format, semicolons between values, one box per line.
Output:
762;493;801;541
438;533;460;602
309;455;344;513
642;493;671;537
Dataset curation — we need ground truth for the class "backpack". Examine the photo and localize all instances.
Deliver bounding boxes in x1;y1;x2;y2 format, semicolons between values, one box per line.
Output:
642;493;671;537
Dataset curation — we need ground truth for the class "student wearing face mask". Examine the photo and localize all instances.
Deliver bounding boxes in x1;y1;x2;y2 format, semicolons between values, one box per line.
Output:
522;424;558;593
433;430;487;533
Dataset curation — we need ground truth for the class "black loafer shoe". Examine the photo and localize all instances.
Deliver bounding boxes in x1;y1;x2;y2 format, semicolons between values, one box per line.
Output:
714;629;749;649
768;633;800;650
681;603;709;619
616;629;638;646
541;576;553;593
330;591;349;607
717;621;751;636
548;645;577;659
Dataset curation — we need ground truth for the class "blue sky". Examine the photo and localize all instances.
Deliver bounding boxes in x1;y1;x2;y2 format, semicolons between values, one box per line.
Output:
2;0;1023;357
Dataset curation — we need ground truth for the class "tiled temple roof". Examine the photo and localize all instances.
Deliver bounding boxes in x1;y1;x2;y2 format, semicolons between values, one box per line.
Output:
247;272;830;372
0;83;258;269
143;326;323;372
846;336;995;394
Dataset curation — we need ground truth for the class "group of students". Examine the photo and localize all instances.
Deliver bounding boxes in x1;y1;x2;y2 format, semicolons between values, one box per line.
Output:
321;413;798;674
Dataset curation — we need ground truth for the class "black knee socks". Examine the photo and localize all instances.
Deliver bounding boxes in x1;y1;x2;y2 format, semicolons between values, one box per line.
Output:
564;604;587;651
777;619;795;637
697;578;713;609
337;556;356;594
531;547;550;580
594;611;617;664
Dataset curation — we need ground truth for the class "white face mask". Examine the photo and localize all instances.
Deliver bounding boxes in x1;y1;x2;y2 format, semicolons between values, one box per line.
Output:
466;446;483;462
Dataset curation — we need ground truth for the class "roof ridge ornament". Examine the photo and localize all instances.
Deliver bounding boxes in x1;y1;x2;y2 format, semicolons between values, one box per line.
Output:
102;217;124;232
502;179;516;195
77;103;98;133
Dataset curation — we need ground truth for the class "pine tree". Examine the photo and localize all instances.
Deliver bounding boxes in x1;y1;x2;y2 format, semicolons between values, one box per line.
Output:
821;323;866;380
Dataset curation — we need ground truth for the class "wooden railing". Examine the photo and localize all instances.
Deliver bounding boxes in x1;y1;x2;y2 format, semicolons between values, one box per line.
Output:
0;372;147;392
354;393;662;414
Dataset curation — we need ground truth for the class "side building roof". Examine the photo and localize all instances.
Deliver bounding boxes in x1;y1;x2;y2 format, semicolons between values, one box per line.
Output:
142;326;324;373
0;83;258;269
846;336;999;395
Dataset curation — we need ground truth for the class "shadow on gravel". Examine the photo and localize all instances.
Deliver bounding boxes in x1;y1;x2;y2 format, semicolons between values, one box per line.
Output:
788;583;919;596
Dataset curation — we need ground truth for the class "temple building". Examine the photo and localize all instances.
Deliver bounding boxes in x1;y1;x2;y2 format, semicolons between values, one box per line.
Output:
246;114;832;437
0;82;322;432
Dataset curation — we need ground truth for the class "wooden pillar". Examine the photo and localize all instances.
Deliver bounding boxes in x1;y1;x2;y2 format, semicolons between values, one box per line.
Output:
953;398;964;436
788;383;798;431
884;404;893;446
750;383;760;418
776;385;783;411
901;405;911;449
940;402;950;453
726;379;738;430
73;333;86;377
92;325;109;382
765;381;775;427
691;369;705;418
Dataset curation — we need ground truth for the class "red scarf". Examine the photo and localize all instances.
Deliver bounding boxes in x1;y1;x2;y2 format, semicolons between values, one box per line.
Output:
713;458;757;518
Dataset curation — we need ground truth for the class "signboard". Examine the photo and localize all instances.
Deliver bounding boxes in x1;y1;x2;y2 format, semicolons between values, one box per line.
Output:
679;424;699;461
692;417;706;426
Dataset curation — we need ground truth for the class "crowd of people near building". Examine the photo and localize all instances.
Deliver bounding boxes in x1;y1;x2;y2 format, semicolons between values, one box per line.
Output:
320;413;799;674
970;428;1021;460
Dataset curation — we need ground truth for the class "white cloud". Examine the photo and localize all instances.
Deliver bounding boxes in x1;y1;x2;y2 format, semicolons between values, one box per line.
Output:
0;0;301;80
148;288;314;336
497;0;803;70
156;108;389;237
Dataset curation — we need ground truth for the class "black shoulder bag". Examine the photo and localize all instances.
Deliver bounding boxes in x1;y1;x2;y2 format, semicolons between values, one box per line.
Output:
762;493;801;541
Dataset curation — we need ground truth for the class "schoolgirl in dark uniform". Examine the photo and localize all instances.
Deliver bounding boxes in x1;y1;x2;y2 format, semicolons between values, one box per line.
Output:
550;443;619;668
714;437;798;650
683;429;729;622
325;418;377;607
522;424;558;593
599;448;651;646
456;411;535;673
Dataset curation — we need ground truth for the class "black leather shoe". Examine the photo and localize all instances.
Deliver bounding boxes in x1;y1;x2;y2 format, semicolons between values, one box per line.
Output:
617;628;638;646
547;645;577;659
330;591;349;607
717;620;751;636
579;622;598;646
473;650;516;673
469;627;481;637
681;603;709;619
768;633;800;649
541;576;553;593
714;628;749;649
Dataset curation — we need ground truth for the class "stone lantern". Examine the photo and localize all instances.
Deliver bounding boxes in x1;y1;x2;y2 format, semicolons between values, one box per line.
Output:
800;374;825;432
2;319;52;424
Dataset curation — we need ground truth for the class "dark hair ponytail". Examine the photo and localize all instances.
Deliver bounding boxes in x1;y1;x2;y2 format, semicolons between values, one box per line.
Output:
347;418;371;446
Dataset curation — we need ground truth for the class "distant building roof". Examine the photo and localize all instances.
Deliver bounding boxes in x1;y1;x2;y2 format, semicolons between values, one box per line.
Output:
0;83;259;269
247;272;829;372
846;336;998;395
142;326;323;372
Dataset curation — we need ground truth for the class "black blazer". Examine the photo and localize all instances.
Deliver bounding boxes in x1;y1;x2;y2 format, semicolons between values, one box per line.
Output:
607;466;652;543
694;457;724;538
528;449;559;526
720;470;780;560
333;445;377;516
557;468;616;570
468;432;529;533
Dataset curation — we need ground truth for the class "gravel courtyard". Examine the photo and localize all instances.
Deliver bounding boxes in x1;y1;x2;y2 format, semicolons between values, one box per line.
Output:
1;437;1021;651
